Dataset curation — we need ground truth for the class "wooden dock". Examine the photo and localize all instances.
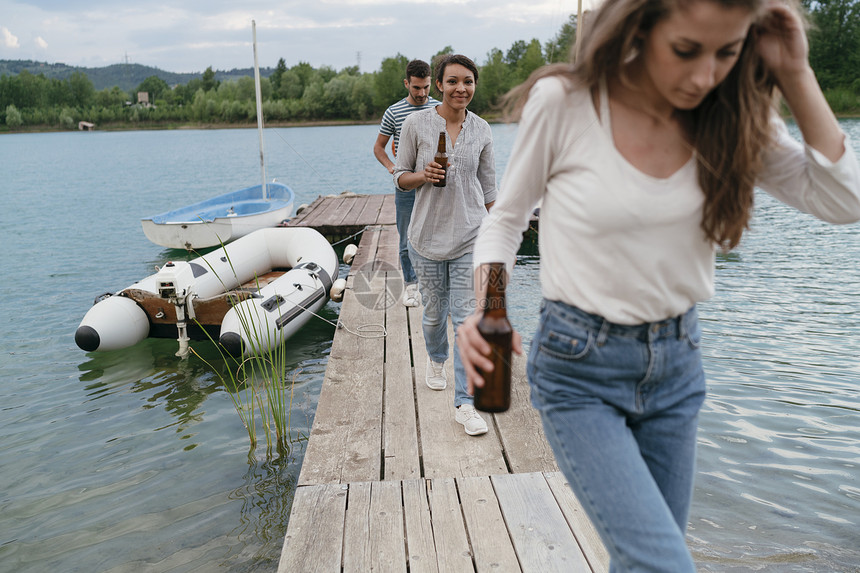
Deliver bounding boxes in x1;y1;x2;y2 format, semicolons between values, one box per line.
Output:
280;194;608;572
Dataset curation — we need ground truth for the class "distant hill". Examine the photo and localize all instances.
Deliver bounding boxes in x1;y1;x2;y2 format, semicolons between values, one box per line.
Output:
0;59;273;92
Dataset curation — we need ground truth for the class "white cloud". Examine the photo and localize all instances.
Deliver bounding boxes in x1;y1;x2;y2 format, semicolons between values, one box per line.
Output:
0;0;595;72
2;26;20;48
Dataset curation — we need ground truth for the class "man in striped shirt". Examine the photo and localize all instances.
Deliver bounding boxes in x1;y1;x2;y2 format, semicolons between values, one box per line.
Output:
373;59;439;307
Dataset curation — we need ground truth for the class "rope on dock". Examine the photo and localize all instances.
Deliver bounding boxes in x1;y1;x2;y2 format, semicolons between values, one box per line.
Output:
330;226;369;247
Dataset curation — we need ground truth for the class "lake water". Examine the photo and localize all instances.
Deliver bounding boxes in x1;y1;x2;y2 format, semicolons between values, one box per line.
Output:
1;120;858;572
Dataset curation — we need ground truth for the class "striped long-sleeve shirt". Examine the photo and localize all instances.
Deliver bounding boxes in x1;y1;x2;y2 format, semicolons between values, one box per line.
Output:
378;96;440;156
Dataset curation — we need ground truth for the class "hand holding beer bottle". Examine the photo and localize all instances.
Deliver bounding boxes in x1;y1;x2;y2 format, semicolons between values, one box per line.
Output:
474;262;513;412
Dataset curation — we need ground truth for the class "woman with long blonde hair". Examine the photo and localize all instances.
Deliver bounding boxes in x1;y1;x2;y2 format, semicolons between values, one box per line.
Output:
458;0;860;569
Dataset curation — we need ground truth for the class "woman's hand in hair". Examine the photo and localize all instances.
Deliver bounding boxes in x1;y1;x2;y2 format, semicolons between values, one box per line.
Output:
756;1;844;162
754;0;810;82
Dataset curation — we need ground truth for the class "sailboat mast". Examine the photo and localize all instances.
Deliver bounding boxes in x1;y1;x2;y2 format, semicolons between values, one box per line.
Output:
252;20;268;200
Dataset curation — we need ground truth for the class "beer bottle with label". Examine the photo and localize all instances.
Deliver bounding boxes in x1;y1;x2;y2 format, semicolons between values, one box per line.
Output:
433;131;447;188
474;262;512;412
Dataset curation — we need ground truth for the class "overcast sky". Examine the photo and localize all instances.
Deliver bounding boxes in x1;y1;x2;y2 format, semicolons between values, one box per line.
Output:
0;0;597;74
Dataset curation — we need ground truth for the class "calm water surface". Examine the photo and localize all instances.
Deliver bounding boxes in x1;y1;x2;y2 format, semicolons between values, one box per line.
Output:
1;120;858;572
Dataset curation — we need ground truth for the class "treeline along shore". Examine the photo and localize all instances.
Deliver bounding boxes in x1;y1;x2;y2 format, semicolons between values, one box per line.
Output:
2;4;859;133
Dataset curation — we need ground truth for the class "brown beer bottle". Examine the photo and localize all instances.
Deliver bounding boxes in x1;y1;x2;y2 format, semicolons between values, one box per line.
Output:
433;131;447;187
474;262;512;412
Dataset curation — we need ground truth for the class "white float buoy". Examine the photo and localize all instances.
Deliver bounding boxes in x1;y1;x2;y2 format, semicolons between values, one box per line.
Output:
330;278;347;302
343;244;358;265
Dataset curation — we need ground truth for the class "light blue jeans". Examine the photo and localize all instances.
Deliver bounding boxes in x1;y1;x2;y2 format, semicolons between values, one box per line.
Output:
408;244;474;408
395;190;417;285
527;300;705;572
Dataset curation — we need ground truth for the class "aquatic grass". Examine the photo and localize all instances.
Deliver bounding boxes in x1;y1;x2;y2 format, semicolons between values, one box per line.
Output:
186;238;306;456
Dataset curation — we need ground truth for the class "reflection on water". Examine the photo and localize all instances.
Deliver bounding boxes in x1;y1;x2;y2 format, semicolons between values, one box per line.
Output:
222;452;300;572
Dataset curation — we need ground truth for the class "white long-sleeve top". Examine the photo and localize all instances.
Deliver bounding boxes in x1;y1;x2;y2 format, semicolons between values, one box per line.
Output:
474;76;860;325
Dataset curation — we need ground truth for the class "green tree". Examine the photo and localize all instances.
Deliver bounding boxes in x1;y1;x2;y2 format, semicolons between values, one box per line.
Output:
545;14;578;63
59;107;75;129
5;104;23;127
235;75;257;101
2;70;43;109
318;65;337;84
95;86;129;108
515;39;546;83
322;73;356;118
477;48;512;112
505;40;529;66
176;78;203;104
807;0;860;89
373;54;409;109
351;73;375;119
277;69;304;100
271;57;287;93
201;66;219;92
136;75;169;103
300;79;326;118
68;71;95;108
291;62;316;93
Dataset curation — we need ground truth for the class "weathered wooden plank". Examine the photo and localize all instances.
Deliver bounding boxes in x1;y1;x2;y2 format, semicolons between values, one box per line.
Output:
409;307;508;479
491;473;591;572
331;196;367;227
427;477;474;573
329;272;386;360
298;355;383;485
343;481;373;572
355;193;386;226
287;196;325;226
544;472;610;573
374;225;401;272
494;352;558;474
292;196;333;227
348;226;382;276
300;195;352;227
378;193;397;225
457;476;522;572
278;483;347;573
322;271;384;373
343;481;408;573
370;481;408;572
383;273;421;481
300;271;385;485
402;479;440;573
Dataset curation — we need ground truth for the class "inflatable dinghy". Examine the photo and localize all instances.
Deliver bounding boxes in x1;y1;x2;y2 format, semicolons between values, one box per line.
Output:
75;227;338;357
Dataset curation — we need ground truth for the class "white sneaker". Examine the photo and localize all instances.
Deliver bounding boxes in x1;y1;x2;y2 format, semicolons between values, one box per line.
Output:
425;360;447;390
402;283;419;307
456;404;488;436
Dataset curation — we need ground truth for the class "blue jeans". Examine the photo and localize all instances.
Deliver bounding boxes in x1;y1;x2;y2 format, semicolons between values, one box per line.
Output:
408;244;474;408
395;190;417;285
527;300;705;572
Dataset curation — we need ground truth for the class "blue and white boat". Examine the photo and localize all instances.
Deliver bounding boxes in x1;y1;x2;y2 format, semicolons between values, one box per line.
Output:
140;182;294;250
141;20;292;251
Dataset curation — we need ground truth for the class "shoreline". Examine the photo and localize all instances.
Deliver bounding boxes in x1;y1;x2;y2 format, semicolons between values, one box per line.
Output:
1;112;857;135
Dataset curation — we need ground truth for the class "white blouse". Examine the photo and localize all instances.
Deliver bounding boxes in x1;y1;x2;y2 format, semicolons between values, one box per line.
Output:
474;76;860;324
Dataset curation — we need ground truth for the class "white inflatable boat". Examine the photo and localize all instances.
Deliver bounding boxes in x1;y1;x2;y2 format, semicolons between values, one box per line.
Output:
75;227;339;358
